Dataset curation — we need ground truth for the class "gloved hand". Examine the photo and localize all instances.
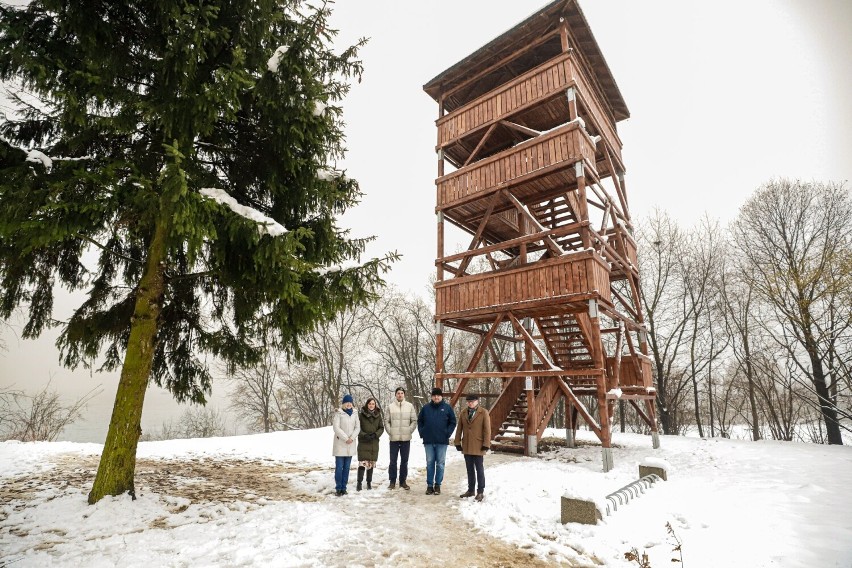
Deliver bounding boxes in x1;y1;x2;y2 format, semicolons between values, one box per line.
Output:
370;433;378;440
455;445;462;452
481;446;489;452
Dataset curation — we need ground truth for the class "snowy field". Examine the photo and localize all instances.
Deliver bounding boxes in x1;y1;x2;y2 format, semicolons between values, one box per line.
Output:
2;428;851;567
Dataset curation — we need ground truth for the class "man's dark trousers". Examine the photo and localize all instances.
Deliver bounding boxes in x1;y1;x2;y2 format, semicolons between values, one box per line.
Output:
388;440;411;484
464;454;485;492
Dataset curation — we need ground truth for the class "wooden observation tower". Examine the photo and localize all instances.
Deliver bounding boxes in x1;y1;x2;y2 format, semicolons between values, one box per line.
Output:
424;0;658;470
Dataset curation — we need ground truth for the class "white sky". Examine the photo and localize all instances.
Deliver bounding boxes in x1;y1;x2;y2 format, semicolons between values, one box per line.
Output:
1;0;850;440
330;0;852;294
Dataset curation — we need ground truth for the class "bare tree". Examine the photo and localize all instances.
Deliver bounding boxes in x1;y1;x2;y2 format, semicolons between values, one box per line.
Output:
638;210;694;434
679;217;729;437
0;380;100;441
227;348;289;433
365;291;438;409
142;406;228;441
732;179;852;444
274;306;374;428
719;264;764;440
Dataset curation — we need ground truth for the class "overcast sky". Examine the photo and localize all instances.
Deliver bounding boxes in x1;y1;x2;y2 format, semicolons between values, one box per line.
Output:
1;0;850;441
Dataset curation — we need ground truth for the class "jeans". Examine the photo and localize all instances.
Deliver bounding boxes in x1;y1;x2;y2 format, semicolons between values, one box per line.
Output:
334;456;353;492
423;443;448;487
388;440;411;483
464;454;485;493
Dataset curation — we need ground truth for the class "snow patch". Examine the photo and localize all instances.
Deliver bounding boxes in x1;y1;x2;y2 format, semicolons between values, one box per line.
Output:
267;45;289;73
26;149;52;170
640;456;672;472
199;188;287;237
312;101;327;116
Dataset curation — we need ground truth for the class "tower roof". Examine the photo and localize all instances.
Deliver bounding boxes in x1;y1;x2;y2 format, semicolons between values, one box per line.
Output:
423;0;629;121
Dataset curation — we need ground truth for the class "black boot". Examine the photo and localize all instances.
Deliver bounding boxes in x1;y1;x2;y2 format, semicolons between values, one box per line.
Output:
366;468;373;490
356;466;365;491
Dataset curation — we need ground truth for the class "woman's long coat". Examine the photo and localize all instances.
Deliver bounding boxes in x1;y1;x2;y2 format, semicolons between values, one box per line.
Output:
453;405;491;456
357;407;385;461
332;408;360;457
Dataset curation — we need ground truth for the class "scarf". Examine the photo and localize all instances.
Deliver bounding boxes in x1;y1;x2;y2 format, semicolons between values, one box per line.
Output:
344;408;353;416
468;407;476;422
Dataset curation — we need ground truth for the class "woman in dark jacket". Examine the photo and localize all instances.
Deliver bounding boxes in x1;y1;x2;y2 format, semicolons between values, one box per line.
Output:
357;398;384;490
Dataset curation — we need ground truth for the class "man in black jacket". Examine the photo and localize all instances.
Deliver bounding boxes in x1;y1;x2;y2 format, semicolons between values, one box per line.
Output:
417;387;457;495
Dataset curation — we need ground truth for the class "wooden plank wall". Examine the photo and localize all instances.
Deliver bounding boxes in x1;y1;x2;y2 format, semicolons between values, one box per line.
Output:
437;124;595;208
436;50;623;167
435;252;611;317
605;355;654;389
437;53;574;145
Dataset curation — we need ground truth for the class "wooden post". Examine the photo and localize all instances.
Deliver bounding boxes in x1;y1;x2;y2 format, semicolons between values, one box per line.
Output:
523;317;537;456
590;299;613;471
435;321;444;391
565;398;575;448
576;162;591;249
566;87;578;122
436;210;444;282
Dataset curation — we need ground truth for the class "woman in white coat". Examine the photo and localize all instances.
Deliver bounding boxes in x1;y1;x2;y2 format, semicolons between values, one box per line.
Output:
332;394;360;496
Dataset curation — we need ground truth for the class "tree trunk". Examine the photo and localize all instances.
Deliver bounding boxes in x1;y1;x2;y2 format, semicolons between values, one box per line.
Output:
88;216;169;504
809;352;843;445
743;343;761;442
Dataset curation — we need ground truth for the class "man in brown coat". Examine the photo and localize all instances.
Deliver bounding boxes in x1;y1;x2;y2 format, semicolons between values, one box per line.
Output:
454;394;490;502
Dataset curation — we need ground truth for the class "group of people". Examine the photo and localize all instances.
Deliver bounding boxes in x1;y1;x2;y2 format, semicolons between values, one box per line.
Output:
331;386;490;502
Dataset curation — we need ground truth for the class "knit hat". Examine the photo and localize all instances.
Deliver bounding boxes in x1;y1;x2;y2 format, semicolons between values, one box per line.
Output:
465;394;479;401
430;387;442;397
342;394;354;404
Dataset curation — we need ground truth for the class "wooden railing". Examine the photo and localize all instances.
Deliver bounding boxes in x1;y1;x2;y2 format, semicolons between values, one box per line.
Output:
488;377;525;441
436;122;595;209
436;50;623;166
435;250;611;318
533;379;561;438
605;354;653;389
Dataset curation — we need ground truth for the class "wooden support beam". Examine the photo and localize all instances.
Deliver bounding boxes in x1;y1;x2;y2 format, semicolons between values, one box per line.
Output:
610;286;640;321
463;123;498;167
629;399;655;428
499;120;541;138
441;320;516;343
437;369;603;380
436;210;445;282
450;313;506;407
502;189;563;256
438;223;586;266
556;377;601;437
507;313;553;369
612;326;623;390
456;193;500;276
602;144;630;222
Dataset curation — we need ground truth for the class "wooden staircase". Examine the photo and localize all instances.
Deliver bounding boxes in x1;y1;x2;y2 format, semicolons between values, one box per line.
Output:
492;391;531;453
537;313;595;369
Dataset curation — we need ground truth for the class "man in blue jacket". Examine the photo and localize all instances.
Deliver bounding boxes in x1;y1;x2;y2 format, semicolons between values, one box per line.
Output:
417;387;457;495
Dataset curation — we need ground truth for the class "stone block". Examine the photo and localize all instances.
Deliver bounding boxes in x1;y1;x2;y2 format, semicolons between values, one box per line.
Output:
639;465;667;481
560;497;601;525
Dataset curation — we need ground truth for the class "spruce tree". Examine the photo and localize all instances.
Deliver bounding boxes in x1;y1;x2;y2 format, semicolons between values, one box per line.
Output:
0;1;394;503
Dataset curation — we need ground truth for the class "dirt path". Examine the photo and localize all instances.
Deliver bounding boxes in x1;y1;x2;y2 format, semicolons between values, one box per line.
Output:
320;454;554;567
1;452;562;567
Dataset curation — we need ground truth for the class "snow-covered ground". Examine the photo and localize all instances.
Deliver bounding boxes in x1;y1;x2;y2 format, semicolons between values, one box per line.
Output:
2;428;851;567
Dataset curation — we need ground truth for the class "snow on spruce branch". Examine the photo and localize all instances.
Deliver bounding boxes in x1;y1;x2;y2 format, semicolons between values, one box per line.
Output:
317;167;342;182
199;188;287;237
315;260;361;275
21;148;93;173
267;45;289;73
